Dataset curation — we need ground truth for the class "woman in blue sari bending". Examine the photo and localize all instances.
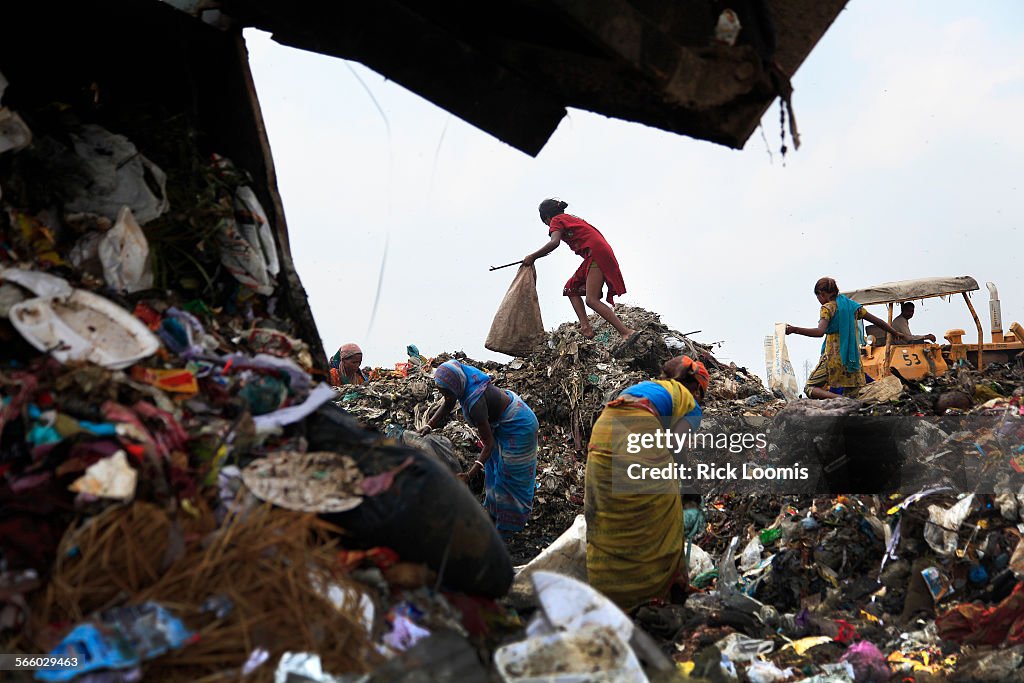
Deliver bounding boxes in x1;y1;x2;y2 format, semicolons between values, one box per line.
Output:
420;360;539;541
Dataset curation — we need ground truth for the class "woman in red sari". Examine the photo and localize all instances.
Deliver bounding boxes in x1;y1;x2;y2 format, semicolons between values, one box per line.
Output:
522;199;636;341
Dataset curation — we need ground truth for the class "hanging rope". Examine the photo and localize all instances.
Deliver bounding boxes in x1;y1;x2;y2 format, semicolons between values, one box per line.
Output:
769;62;801;160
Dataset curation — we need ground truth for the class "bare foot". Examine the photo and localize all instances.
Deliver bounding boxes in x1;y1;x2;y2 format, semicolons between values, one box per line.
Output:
621;329;637;340
580;327;595;339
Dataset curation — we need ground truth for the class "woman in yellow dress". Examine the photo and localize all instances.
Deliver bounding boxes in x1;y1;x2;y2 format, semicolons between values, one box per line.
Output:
786;277;908;399
585;355;709;610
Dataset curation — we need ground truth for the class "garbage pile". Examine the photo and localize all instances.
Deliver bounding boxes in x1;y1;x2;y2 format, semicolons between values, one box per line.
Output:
5;57;1024;681
333;312;1022;681
338;305;777;564
508;486;1024;682
0;71;524;682
507;359;1022;681
621;483;1024;683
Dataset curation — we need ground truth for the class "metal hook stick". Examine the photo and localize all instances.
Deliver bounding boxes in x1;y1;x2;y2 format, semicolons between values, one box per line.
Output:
489;260;523;271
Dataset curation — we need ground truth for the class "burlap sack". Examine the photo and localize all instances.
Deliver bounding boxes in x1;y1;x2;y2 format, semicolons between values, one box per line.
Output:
485;265;545;356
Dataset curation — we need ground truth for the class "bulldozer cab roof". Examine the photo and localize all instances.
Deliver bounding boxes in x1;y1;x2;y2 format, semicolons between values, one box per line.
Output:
842;276;980;306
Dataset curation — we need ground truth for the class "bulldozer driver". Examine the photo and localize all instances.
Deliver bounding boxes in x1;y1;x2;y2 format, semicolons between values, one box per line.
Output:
890;302;937;344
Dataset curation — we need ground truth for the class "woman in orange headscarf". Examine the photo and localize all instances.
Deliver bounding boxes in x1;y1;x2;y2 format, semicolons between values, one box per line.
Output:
585;355;710;610
329;343;368;386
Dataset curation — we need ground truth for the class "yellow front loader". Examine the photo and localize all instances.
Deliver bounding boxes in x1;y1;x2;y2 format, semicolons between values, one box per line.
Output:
843;276;1024;382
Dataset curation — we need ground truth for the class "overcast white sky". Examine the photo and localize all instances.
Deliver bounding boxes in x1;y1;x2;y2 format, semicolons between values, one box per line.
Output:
243;1;1022;387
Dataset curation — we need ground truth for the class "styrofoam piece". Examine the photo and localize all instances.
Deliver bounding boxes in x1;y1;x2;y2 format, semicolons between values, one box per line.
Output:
494;624;647;683
0;267;73;298
513;514;587;589
530;571;634;641
0;107;32;154
9;288;160;369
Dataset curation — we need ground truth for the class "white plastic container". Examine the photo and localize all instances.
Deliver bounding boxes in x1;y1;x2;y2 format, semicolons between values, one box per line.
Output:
9;288;160;369
494;624;647;683
715;9;742;46
0;107;32;155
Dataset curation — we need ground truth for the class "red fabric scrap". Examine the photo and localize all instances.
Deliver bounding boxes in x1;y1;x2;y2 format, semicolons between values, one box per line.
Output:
359;457;414;496
834;619;857;644
337;547;400;571
936;580;1024;646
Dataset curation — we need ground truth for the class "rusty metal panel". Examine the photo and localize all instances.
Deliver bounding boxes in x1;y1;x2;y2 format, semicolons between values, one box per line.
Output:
217;0;850;152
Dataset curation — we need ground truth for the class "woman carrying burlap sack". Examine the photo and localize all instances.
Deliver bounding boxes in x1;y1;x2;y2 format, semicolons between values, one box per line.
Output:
523;198;636;343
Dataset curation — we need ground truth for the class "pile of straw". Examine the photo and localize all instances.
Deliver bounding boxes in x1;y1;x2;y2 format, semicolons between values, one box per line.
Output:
27;501;378;682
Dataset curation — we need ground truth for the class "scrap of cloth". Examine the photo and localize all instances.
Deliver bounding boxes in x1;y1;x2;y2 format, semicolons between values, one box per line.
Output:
937;580;1024;646
432;360;491;421
681;356;711;393
585;382;697;610
549;213;626;304
338;343;362;359
330;343;362;367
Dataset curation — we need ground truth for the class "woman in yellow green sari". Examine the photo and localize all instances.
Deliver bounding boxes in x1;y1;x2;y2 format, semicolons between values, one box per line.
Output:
786;277;908;399
585;355;709;610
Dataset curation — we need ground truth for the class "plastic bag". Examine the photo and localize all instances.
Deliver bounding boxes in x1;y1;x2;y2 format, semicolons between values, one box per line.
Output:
211;156;277;294
513;514;588;590
64;124;169;224
738;536;764;573
308;404;513;597
924;494;975;556
485;265;545;357
857;374;904;404
235;186;280;279
715;632;774;664
765;323;800;400
398;430;462;475
38;602;194;682
216;214;276;296
717;536;742;596
98;206;154;293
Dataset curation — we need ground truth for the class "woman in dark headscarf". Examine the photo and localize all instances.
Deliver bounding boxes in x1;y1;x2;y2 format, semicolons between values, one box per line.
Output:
523;198;636;342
